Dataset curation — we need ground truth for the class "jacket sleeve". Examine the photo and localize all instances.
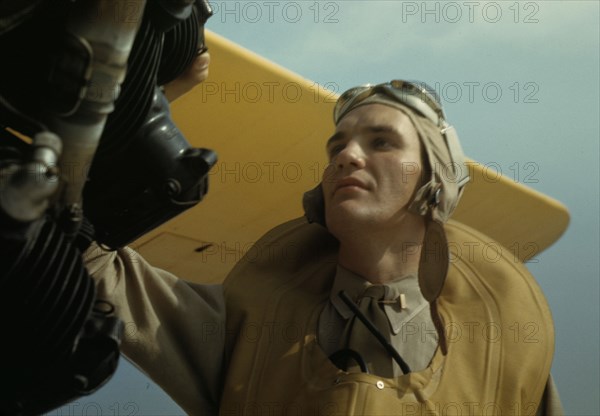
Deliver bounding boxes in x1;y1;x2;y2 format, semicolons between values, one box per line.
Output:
84;243;225;416
536;375;564;416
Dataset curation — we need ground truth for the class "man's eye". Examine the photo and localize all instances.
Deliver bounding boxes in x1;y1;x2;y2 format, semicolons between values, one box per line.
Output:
328;144;345;158
372;137;392;149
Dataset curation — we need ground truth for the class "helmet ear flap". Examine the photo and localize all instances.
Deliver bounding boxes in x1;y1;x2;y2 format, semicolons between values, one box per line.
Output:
441;124;470;192
405;109;469;224
303;184;326;227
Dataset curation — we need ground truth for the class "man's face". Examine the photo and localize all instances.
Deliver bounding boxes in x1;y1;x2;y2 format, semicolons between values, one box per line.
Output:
322;103;424;231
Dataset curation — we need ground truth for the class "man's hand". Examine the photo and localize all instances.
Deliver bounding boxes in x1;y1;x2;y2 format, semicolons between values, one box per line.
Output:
163;50;211;102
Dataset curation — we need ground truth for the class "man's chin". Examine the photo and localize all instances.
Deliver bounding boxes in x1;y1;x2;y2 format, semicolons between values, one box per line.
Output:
325;203;371;226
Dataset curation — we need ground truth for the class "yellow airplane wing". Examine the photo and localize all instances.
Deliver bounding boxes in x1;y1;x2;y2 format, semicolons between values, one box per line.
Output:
131;31;570;283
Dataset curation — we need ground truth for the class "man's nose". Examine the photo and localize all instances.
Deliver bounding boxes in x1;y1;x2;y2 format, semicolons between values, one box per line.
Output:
335;141;366;170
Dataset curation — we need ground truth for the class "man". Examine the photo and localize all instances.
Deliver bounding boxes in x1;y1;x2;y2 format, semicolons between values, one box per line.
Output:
85;80;563;415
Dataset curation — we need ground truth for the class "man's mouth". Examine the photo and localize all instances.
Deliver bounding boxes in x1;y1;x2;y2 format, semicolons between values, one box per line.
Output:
334;177;368;194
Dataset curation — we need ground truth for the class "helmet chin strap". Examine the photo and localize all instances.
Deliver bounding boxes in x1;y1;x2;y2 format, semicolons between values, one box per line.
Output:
418;212;449;303
414;181;449;303
417;205;451;357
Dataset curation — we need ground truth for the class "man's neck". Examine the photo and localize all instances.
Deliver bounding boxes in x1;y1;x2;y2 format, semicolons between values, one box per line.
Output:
335;217;425;284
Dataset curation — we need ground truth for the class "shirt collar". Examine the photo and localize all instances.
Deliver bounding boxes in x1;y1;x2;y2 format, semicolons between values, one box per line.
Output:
329;265;429;335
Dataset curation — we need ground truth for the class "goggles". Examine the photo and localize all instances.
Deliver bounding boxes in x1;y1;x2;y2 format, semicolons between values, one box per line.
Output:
333;80;446;128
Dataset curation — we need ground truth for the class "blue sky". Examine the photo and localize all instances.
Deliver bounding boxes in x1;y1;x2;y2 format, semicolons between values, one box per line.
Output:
50;1;599;415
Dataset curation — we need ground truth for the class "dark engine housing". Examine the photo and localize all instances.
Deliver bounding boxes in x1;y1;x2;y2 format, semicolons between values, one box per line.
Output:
0;0;216;413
